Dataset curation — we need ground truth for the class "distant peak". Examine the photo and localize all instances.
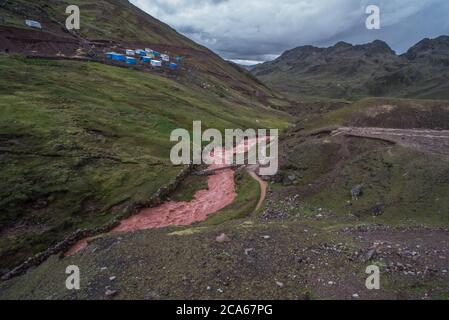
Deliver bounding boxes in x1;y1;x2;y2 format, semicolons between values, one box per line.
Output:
334;41;353;48
405;35;449;60
356;40;395;55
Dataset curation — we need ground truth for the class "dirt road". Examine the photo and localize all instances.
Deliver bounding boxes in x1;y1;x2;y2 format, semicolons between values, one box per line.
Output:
332;127;449;155
247;168;268;212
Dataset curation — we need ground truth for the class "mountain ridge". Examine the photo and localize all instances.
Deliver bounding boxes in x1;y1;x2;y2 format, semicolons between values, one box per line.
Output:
252;36;449;100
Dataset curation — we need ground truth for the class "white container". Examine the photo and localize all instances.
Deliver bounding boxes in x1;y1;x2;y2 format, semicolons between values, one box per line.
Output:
25;20;42;29
126;49;135;56
151;60;162;67
161;54;170;62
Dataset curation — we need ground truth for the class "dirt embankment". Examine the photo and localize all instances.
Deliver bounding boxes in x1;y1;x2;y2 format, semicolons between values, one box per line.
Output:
332;127;449;155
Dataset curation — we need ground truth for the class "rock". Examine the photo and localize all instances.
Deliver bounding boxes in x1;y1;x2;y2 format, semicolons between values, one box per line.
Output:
244;248;255;255
53;144;65;152
370;203;385;216
262;235;271;240
351;185;363;200
365;248;377;261
276;281;284;288
352;293;360;299
109;276;116;281
216;233;231;243
105;290;118;298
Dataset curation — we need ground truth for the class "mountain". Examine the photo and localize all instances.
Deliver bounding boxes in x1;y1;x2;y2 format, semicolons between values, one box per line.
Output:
0;0;287;107
252;37;449;101
0;0;289;271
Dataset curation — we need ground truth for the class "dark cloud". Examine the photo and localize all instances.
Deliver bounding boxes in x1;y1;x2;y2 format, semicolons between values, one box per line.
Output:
130;0;449;62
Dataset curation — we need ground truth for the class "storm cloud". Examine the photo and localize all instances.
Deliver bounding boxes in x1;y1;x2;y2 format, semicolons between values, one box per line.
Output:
130;0;449;64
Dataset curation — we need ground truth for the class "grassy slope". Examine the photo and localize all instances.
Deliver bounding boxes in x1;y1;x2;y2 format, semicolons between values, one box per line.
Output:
0;0;281;107
278;98;449;228
0;54;288;270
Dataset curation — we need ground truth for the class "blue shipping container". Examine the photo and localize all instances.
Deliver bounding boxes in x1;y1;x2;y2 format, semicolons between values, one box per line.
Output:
126;57;137;65
141;56;152;63
169;63;178;70
111;54;126;62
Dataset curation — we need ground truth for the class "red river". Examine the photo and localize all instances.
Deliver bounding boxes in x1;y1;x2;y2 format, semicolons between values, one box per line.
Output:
65;138;265;256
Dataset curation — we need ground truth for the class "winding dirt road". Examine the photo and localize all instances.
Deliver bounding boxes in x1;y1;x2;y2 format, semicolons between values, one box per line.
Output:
247;167;268;212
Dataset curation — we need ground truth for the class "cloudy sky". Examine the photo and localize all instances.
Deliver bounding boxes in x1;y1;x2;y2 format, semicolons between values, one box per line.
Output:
130;0;449;64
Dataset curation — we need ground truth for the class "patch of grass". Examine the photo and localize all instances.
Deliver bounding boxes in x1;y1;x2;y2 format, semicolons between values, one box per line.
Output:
301;97;449;132
280;133;449;228
171;175;209;202
201;171;260;226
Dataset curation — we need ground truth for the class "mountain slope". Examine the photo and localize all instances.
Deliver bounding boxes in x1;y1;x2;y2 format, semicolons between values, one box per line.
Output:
0;0;285;108
0;0;290;272
252;37;449;101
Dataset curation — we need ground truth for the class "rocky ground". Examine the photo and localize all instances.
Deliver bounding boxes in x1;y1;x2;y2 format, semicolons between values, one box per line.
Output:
1;187;448;300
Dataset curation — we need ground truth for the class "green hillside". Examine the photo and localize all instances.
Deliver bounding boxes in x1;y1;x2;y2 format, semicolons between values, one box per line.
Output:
276;98;449;228
0;0;282;107
0;54;288;271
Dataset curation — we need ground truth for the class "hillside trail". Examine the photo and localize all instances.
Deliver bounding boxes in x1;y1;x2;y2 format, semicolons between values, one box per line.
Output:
332;127;449;155
65;137;269;256
246;166;268;212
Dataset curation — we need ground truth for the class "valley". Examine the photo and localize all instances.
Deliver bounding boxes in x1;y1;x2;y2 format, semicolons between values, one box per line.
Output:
0;0;448;301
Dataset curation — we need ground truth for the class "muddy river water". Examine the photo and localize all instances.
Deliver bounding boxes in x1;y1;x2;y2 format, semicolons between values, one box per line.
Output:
65;137;266;256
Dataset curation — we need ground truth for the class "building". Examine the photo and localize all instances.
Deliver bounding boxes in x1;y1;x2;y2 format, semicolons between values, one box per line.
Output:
111;53;126;62
106;52;116;59
126;56;137;65
151;60;162;67
25;20;42;29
